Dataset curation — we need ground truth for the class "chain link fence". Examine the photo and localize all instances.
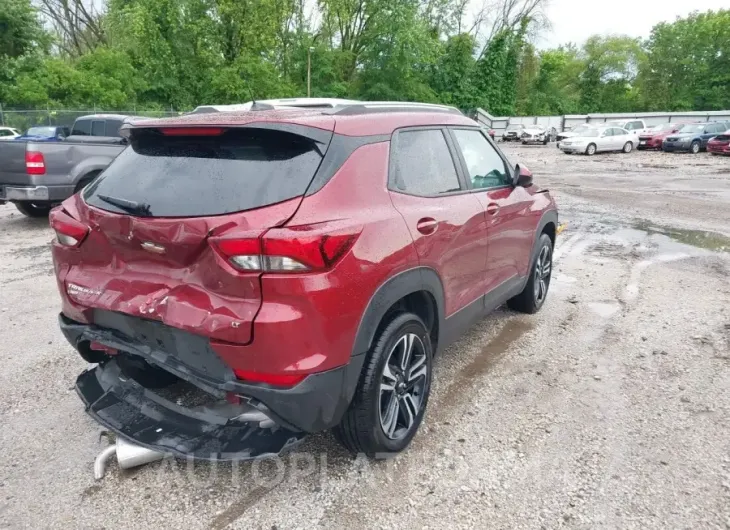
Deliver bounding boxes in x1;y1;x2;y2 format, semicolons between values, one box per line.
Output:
0;107;183;133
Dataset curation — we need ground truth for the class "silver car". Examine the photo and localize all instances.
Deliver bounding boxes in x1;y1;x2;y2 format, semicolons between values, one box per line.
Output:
559;126;637;155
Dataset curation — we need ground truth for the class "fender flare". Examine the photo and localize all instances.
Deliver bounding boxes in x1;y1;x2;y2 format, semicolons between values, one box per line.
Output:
351;267;445;357
530;208;559;264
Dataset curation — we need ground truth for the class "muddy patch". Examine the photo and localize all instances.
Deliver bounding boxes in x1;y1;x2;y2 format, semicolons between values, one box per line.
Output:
632;220;730;253
436;319;535;413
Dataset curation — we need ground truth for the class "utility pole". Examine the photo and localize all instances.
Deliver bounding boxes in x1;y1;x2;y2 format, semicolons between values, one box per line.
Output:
307;47;315;98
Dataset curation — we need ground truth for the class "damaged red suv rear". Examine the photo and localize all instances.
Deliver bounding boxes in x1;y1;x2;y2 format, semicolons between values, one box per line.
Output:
52;103;558;460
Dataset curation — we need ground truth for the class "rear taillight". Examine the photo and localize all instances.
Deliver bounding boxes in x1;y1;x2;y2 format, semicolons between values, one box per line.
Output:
211;225;361;273
233;369;307;387
25;151;46;175
50;209;89;248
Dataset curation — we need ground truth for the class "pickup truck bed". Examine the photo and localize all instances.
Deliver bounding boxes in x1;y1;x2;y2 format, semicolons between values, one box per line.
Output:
0;136;126;215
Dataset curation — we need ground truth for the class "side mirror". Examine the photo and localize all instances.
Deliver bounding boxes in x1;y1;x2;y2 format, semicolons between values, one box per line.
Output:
513;164;533;188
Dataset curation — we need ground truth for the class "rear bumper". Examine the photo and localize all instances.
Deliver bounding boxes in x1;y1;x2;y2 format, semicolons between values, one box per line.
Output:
60;313;365;436
0;184;74;202
77;359;306;460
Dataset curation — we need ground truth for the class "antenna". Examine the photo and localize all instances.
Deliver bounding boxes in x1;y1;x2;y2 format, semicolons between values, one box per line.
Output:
239;71;257;107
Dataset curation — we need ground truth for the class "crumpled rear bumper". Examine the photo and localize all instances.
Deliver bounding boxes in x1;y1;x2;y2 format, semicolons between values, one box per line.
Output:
77;359;306;460
60;311;366;437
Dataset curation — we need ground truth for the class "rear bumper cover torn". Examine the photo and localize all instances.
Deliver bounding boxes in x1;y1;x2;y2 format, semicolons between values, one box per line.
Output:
61;312;366;458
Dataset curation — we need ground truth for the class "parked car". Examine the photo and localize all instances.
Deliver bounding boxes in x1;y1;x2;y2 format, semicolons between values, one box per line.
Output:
707;132;730;155
638;123;695;150
502;123;526;142
559;126;636;155
521;126;557;145
556;124;597;147
604;119;650;136
53;102;559;460
0;127;21;140
662;122;728;153
0;114;132;217
15;125;70;142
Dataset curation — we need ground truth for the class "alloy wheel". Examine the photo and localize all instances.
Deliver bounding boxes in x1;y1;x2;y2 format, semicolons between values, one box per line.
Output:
533;244;552;304
379;333;428;440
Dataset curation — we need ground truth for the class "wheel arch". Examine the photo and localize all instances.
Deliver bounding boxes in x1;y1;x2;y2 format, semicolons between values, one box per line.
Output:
351;267;445;358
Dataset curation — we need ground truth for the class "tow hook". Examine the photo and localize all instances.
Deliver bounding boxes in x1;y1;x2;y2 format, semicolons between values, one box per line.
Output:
94;431;165;480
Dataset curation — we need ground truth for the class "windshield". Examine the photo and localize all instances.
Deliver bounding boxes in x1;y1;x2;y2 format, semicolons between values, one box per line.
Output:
84;128;323;217
25;127;57;136
679;125;704;134
571;125;594;134
649;123;677;132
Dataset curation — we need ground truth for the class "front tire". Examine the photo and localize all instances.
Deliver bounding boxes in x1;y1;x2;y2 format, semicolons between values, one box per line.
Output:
508;233;553;314
690;141;701;154
585;143;597;156
333;313;432;457
14;201;52;218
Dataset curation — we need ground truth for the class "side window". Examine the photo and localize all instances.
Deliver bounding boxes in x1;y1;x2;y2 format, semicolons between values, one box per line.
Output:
72;119;91;136
614;128;627;136
393;129;462;196
452;129;511;189
711;123;724;133
105;120;123;137
0;130;10;137
91;120;106;136
602;129;613;137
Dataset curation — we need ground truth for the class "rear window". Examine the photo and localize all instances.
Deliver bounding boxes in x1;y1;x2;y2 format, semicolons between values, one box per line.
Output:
91;120;105;136
84;128;323;217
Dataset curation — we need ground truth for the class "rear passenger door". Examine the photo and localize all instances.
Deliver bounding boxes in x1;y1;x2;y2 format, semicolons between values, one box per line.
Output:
388;128;489;317
449;127;536;294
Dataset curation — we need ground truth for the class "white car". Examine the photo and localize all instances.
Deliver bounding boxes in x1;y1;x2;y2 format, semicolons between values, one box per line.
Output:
520;126;557;145
559;126;637;155
0;127;21;140
604;119;650;136
556;124;598;146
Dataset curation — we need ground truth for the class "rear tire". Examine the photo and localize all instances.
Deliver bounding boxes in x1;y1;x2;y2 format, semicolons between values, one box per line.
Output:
623;142;633;153
333;313;432;457
507;233;553;314
14;201;52;218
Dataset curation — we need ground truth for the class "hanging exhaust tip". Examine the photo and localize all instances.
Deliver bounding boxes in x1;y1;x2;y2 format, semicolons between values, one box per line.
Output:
93;438;165;480
93;445;118;481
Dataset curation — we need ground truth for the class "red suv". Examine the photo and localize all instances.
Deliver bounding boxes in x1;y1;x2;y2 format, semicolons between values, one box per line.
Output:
51;103;558;459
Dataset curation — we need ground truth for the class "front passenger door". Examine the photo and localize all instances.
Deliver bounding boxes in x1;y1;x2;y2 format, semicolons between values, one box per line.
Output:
449;128;536;294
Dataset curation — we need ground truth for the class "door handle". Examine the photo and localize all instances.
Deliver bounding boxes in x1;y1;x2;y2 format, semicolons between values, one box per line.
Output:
416;218;438;235
486;203;500;216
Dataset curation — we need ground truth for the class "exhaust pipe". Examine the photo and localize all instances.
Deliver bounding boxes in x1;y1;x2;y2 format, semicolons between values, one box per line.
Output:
94;437;165;480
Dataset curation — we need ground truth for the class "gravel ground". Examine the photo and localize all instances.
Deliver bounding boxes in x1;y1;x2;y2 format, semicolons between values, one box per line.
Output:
0;144;729;529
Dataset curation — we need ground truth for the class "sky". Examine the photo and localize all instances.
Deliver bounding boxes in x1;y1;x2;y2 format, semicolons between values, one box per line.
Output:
537;0;730;48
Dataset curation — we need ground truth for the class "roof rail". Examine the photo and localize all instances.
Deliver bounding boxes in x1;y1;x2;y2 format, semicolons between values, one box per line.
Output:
325;101;463;116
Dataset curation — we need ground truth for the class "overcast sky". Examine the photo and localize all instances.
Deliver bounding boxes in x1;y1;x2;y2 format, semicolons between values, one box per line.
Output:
537;0;730;48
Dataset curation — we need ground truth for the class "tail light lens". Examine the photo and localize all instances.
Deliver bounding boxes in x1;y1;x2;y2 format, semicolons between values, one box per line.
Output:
25;151;46;175
210;225;361;273
233;369;307;387
50;209;89;248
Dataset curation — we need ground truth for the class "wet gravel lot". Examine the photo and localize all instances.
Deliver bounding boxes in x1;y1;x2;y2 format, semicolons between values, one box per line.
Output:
1;144;729;529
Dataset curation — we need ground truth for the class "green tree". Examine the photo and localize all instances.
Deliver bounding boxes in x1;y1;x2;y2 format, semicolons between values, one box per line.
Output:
640;9;730;111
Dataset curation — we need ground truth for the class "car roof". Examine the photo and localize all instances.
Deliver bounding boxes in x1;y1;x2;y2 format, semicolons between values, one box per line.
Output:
190;98;361;114
130;105;476;137
75;114;133;120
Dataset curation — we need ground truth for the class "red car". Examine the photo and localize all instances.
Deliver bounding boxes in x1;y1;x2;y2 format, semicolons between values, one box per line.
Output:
708;132;730;155
51;103;558;459
638;122;694;150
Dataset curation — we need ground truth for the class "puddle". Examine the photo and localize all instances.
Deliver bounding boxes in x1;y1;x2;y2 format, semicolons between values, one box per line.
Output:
436;319;535;412
586;301;621;318
632;220;730;253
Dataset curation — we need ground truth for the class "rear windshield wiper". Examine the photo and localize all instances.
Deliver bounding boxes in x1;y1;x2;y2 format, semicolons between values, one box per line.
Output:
97;194;152;216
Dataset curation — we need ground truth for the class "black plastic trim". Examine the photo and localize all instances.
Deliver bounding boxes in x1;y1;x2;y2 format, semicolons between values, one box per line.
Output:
350;267;446;357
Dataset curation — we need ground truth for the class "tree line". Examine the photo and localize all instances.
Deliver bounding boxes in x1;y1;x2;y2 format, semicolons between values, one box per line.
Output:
1;0;728;115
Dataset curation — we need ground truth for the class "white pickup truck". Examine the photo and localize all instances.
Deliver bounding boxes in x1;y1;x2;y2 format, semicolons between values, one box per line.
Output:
604;119;650;136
